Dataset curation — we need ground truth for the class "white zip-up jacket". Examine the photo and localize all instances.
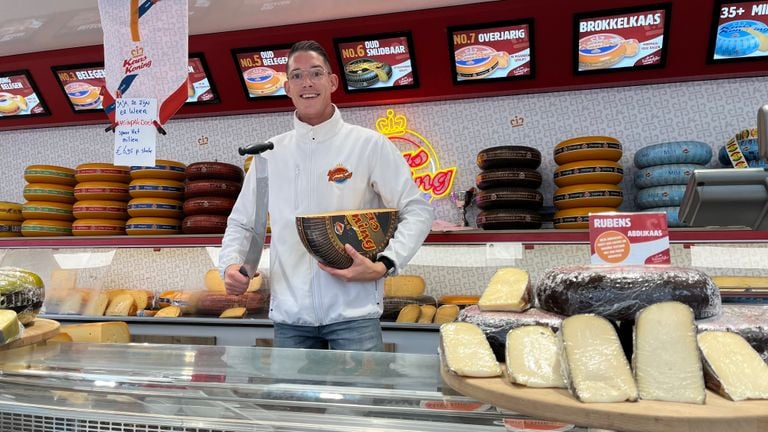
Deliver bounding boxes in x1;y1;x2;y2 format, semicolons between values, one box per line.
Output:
220;107;434;326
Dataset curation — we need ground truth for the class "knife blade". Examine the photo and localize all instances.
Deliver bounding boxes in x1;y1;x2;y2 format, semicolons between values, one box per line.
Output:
238;154;269;279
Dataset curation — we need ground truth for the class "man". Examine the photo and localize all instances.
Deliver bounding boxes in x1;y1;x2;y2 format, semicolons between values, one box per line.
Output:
219;40;433;351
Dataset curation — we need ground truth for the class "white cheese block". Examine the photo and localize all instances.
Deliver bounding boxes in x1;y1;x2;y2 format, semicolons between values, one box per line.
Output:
633;301;705;404
478;268;531;312
505;326;566;388
698;331;768;401
440;322;501;377
559;314;638;403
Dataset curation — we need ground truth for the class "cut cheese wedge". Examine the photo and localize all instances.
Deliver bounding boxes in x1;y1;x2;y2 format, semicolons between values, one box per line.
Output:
418;305;437;323
478;267;531;312
634;301;705;404
155;306;182;318
82;291;110;316
698;331;768;401
0;309;21;345
505;326;566;388
60;322;131;343
219;307;246;318
105;293;136;316
559;314;637;402
440;322;501;377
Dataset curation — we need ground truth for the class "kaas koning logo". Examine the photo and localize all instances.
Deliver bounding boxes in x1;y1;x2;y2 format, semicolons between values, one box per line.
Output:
375;109;456;202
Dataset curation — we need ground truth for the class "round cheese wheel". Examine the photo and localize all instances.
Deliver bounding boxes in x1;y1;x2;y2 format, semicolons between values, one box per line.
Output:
718;138;761;165
186;162;244;182
715;20;765;57
0;220;22;237
476;146;542;170
642;206;686;228
633;163;703;188
72;200;128;220
128;179;185;200
185;179;242;199
552;207;617;229
0;202;23;221
23;183;76;204
125;217;181;235
183;196;236;216
72;219;126;236
21;219;72;237
554;136;622;165
74;182;130;201
24;165;76;186
553;160;623;187
633;141;712;169
536;265;721;321
22;201;74;221
476;209;542;230
553;183;623;209
75;163;131;183
475;188;543;210
475;168;542;190
127;197;183;218
635;184;687;209
181;214;228;234
130;159;187;181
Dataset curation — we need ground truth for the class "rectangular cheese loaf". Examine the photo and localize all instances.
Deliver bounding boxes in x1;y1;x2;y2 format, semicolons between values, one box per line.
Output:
478;268;531;312
60;322;131;343
505;325;566;388
698;330;768;401
440;322;501;377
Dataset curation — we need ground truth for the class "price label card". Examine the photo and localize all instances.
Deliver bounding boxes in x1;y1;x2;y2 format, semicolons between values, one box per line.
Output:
231;44;291;99
334;32;418;92
589;212;670;265
709;1;768;62
114;98;157;167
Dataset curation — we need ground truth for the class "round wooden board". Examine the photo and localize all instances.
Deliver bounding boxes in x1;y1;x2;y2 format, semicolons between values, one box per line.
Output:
441;364;768;432
0;318;60;351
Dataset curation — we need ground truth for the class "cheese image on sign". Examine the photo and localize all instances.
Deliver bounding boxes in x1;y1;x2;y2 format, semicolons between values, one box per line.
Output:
578;33;640;70
589;212;670;265
715;20;768;59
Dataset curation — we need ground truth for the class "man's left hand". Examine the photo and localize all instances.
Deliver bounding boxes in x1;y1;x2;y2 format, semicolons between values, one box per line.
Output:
319;244;387;281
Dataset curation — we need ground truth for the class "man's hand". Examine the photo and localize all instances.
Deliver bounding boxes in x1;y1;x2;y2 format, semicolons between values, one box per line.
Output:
224;264;250;296
319;244;388;282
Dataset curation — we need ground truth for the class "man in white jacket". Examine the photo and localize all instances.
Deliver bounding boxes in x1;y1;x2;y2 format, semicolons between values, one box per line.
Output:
219;40;433;351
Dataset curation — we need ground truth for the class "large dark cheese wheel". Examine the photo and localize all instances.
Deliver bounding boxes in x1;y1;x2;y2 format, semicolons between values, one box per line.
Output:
476;209;542;229
476;168;542;190
476;146;542;170
475;187;543;210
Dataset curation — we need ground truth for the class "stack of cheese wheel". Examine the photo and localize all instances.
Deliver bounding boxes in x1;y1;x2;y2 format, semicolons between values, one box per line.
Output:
71;163;132;236
125;160;187;235
552;136;624;229
0;201;24;237
21;164;77;237
633;141;712;228
182;162;243;234
474;146;543;229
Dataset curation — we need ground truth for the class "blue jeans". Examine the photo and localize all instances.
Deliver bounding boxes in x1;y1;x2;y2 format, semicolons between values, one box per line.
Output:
273;318;384;351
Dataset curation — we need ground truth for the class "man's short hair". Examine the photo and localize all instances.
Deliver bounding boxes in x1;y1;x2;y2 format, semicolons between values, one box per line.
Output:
287;40;332;70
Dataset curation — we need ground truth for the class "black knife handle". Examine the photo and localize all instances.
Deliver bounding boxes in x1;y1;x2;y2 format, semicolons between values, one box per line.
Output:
238;266;249;277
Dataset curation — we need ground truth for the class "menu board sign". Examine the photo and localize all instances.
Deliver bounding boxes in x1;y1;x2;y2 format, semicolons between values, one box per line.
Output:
574;4;671;74
232;45;290;99
0;70;48;118
334;32;418;92
709;1;768;62
447;19;535;84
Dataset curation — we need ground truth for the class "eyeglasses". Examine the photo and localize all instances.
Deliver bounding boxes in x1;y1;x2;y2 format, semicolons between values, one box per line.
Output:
287;68;331;83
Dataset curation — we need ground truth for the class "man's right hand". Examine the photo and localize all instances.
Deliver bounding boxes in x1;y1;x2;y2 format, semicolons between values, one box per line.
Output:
224;264;249;296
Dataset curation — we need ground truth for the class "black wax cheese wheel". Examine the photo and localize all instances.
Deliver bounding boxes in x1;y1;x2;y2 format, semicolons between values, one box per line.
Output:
475;188;543;210
182;196;236;216
186;162;245;182
476;168;542;190
476;209;542;230
477;146;541;170
185;180;242;199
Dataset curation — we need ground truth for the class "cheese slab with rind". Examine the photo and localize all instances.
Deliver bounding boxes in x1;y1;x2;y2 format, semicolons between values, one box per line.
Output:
698;330;768;401
440;322;502;377
478;268;531;312
505;325;566;388
60;322;131;343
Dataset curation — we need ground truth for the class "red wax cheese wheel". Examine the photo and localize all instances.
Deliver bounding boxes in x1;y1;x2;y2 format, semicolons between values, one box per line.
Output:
74;182;130;201
72;219;126;236
195;292;266;316
476;209;542;230
296;209;397;269
475;188;543;210
553;160;623;187
553;207;617;229
72;200;128;220
553;183;623;210
21;219;72;237
22;201;74;221
185;179;242;199
125;217;181;235
477;146;541;170
127;198;183;218
181;214;228;234
0;202;23;221
186;162;244;182
475;168;542;190
553;136;623;165
128;179;185;200
75;163;131;183
23;183;76;204
24;165;76;186
182;196;236;216
130;159;187;181
0;220;22;237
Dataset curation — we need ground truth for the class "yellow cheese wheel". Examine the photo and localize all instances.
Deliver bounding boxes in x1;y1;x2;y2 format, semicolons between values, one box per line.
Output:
74;182;130;201
125;217;180;235
553;183;624;210
553;207;618;229
72;200;128;220
21;219;72;237
21;201;74;221
127;197;183;218
128;179;185;200
72;219;126;236
0;220;22;237
75;163;131;183
129;159;187;181
0;201;23;221
553;160;624;187
23;183;76;204
554;136;623;165
24;165;76;186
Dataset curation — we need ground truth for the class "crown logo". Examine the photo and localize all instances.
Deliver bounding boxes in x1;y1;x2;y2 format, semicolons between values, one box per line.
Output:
197;135;209;146
131;45;144;58
375;109;407;136
510;115;525;128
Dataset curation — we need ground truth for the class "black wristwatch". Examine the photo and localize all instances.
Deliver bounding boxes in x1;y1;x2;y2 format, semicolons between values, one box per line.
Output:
376;255;396;277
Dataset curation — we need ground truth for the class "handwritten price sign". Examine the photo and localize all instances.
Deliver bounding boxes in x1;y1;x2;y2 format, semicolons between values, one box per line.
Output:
114;98;157;167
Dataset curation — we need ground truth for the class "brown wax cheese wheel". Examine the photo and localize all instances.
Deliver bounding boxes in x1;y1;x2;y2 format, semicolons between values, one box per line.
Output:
476;168;542;190
182;196;236;216
186;162;244;182
475;188;543;210
476;209;542;230
185;179;242;199
181;214;228;234
477;146;541;170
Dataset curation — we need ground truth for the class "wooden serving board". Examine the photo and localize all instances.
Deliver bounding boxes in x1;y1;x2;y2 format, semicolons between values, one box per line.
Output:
441;365;768;432
0;318;60;351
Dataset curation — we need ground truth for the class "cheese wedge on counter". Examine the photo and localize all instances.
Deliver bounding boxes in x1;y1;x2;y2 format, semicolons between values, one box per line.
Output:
0;310;21;345
633;301;705;404
60;322;130;343
698;331;768;401
559;314;637;402
505;326;566;388
155;306;182;318
440;322;501;377
219;307;247;318
478;268;531;312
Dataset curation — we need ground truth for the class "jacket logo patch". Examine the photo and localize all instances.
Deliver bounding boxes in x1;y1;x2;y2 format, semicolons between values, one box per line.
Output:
327;164;353;183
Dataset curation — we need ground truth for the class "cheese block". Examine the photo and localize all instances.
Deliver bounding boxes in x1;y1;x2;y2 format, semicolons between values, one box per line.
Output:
74;181;130;201
75;163;131;183
396;304;421;323
72;219;126;236
697;304;768;361
478;267;531;312
641;206;686;227
182;196;236;216
383;275;425;298
186;161;245;182
22;201;74;221
476;146;542;170
125;217;181;235
633;301;705;404
553;136;622;165
155;305;182;317
698;331;768;401
21;219;72;237
105;293;136;316
476;209;542;230
475;187;543;210
552;207;616;229
0;310;21;345
72;200;128;220
0;201;23;221
0;220;22;237
129;159;187;181
418;305;437;323
553;160;623;187
82;291;110;316
559;314;638;402
204;269;262;293
439;322;502;377
633;163;704;188
633;141;712;169
219;307;247;318
181;214;228;234
24;165;76;186
128;179;185;200
126;197;183;218
553;184;623;210
635;184;686;209
475;168;542;190
184;179;242;199
433;304;460;324
23;183;76;204
60;322;131;343
505;325;566;388
536;265;721;321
